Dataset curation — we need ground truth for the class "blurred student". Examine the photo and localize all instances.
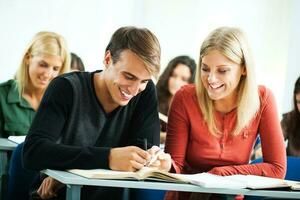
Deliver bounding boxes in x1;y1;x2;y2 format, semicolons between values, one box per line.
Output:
0;31;70;138
70;52;85;71
156;55;196;144
281;76;300;156
23;26;171;200
0;31;69;200
164;27;286;200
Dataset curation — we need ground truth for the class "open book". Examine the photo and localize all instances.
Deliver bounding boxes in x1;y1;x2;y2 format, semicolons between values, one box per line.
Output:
68;167;300;190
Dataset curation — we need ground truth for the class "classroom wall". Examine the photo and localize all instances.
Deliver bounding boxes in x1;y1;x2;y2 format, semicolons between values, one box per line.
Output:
0;0;298;115
282;0;300;113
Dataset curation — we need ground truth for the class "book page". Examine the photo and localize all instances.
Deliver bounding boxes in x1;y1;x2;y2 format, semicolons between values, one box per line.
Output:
176;173;247;189
68;169;138;179
8;136;26;144
284;180;300;190
228;175;289;189
136;167;187;183
291;182;300;190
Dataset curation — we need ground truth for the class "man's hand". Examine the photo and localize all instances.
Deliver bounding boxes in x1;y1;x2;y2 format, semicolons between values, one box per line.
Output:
109;146;150;171
37;177;64;199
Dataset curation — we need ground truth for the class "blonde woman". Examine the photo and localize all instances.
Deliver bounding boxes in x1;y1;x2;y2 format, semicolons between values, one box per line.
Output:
164;27;286;200
0;31;70;138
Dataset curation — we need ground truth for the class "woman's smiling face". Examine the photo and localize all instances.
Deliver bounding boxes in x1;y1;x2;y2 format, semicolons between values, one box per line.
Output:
200;49;245;105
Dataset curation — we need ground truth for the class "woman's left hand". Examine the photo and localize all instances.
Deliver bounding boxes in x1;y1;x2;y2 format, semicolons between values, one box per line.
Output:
147;146;172;171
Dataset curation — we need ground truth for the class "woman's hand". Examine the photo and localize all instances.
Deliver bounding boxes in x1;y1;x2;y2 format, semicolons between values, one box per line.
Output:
147;146;172;172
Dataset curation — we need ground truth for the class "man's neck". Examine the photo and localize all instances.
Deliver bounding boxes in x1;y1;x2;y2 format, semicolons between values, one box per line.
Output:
93;72;119;114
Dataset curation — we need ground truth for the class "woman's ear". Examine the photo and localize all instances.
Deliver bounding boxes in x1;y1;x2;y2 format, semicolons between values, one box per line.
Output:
241;65;247;76
24;53;31;66
103;51;112;68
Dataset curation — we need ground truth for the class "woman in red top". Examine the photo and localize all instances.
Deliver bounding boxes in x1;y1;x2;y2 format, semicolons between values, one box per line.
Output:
164;27;286;200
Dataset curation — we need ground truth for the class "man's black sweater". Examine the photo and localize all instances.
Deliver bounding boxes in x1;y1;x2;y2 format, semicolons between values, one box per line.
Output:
23;71;160;200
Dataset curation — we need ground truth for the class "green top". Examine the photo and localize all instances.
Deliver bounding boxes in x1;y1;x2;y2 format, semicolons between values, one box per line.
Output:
0;79;35;138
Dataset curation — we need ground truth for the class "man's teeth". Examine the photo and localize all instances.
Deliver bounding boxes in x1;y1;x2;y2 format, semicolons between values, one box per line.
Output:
121;90;131;98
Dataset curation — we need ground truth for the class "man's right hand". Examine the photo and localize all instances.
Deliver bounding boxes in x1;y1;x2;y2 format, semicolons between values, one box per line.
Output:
109;146;150;171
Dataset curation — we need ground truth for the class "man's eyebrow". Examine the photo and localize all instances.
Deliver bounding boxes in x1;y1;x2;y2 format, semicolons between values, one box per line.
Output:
123;71;150;81
123;71;137;78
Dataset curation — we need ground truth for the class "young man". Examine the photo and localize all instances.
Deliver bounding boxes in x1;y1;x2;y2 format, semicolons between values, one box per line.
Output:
23;26;171;200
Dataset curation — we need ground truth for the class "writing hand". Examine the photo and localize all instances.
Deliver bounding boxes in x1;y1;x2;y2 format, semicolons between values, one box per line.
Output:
109;146;151;172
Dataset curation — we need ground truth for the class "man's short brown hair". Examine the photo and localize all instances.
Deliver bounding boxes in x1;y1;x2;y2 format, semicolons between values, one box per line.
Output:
105;26;161;78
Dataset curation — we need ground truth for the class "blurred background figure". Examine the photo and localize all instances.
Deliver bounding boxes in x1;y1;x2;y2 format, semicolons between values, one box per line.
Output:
0;31;70;138
156;55;196;144
70;52;85;71
0;31;70;200
281;76;300;156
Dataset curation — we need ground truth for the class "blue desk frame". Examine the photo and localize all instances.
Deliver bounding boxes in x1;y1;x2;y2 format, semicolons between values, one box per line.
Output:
0;138;17;200
43;169;300;200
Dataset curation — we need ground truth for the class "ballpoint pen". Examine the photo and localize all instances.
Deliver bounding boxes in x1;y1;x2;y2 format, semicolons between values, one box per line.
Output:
143;138;163;166
147;149;163;166
144;138;147;151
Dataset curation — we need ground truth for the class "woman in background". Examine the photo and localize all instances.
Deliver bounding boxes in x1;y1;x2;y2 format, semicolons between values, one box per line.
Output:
281;76;300;156
4;31;70;200
164;27;286;200
156;55;196;144
70;52;85;71
0;31;70;138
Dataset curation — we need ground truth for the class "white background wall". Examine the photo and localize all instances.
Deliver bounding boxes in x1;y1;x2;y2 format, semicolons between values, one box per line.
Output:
0;0;299;115
283;0;300;113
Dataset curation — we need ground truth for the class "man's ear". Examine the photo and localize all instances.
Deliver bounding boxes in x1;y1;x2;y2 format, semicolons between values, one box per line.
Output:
103;51;112;69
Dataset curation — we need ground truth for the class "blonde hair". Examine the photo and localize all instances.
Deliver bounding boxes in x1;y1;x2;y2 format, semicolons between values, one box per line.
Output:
195;27;260;136
16;31;71;96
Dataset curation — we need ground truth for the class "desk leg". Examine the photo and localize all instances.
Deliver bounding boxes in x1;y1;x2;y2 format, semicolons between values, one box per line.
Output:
123;188;130;200
225;195;236;200
0;151;8;200
66;185;81;200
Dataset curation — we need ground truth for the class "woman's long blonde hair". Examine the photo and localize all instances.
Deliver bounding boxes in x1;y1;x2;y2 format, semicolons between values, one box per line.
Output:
16;31;70;96
195;27;260;136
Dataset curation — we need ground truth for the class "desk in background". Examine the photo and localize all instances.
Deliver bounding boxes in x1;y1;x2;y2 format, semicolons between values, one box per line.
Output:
0;138;17;200
44;169;300;200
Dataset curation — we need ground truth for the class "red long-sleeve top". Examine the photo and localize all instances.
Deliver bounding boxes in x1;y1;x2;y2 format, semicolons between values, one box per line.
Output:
164;84;286;200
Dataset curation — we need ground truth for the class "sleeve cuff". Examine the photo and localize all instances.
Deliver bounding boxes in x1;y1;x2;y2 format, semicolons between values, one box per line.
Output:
93;147;111;169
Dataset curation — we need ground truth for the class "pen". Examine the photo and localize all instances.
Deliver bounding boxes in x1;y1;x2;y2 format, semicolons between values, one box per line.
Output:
144;138;147;151
143;138;150;166
147;149;163;166
143;138;162;166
